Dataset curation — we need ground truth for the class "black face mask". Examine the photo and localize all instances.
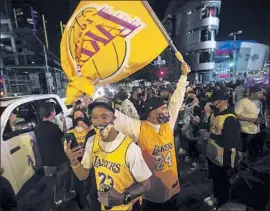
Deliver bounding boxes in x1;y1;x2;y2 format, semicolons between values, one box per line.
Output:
160;95;169;102
210;105;219;116
74;116;91;127
119;92;128;101
137;93;143;98
186;97;194;104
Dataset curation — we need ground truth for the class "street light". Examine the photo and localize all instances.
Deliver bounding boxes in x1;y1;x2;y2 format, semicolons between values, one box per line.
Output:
228;30;242;37
228;30;243;81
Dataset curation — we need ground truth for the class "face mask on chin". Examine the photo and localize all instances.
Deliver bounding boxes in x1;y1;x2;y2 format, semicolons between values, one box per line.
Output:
156;113;170;124
94;123;114;139
210;105;219;116
75;126;84;132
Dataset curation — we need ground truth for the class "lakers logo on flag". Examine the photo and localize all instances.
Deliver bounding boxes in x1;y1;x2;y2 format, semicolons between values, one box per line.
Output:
61;1;177;104
67;4;146;81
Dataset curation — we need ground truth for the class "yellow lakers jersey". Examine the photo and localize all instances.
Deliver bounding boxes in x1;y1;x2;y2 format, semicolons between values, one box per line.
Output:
67;128;89;145
207;113;237;167
92;133;136;211
138;121;180;203
210;113;236;135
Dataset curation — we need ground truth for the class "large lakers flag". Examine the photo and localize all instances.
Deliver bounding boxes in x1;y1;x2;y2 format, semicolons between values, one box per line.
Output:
61;1;172;104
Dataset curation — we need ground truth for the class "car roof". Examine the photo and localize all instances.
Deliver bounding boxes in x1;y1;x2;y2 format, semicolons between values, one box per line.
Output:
0;96;23;107
0;94;60;107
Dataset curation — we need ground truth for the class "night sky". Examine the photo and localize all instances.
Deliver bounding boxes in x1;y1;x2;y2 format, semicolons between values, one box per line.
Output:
12;0;270;57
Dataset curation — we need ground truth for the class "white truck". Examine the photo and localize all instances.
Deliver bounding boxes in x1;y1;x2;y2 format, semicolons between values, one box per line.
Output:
0;94;72;208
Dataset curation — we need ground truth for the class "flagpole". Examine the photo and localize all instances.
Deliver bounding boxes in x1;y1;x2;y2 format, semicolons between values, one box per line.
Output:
141;1;184;62
42;14;49;49
13;9;18;28
60;21;64;35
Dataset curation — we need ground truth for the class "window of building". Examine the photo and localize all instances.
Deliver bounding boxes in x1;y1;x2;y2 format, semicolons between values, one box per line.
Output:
200;29;216;41
187;29;196;34
201;29;211;41
201;7;209;19
187;5;205;15
209;7;218;17
0;24;9;32
211;29;216;40
199;51;214;63
201;6;219;19
185;53;194;66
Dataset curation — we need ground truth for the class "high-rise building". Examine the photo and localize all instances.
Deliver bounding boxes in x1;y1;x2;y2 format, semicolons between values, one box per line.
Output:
165;0;222;82
0;0;66;97
214;40;269;81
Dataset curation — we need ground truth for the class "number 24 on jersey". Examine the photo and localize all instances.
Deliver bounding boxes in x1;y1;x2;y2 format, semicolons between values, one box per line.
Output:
155;151;173;171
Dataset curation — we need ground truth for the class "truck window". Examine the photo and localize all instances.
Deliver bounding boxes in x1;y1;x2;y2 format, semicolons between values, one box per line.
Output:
3;102;39;138
32;98;63;119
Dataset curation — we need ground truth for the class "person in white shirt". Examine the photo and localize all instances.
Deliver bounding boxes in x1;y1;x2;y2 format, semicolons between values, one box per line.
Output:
65;97;152;211
233;80;246;105
113;62;190;210
129;87;143;115
235;86;264;161
120;89;141;119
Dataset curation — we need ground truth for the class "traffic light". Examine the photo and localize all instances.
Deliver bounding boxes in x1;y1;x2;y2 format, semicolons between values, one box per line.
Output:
160;70;164;75
156;68;167;79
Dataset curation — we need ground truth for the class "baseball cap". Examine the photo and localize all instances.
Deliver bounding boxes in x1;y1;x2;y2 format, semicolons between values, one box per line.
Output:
210;91;228;102
144;97;167;116
249;86;262;93
89;96;115;113
160;85;174;94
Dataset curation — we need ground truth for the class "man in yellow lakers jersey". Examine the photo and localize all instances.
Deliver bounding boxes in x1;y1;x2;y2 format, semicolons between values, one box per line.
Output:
204;91;241;209
113;62;190;210
65;97;152;211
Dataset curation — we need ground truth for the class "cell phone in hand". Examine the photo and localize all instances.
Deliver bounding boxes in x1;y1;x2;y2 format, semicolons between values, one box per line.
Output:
75;99;82;105
65;133;78;149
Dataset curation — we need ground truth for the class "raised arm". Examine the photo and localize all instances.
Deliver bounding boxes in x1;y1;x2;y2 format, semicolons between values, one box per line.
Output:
114;110;141;143
168;62;190;128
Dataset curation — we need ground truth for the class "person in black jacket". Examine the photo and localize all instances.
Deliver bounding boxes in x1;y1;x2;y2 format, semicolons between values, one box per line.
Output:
204;91;241;209
0;170;17;211
34;102;70;210
35;102;68;167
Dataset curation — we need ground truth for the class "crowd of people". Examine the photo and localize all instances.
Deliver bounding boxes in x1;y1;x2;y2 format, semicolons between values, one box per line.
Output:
9;61;268;211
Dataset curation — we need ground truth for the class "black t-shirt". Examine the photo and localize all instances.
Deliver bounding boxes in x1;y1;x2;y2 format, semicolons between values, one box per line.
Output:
34;121;68;166
192;104;202;118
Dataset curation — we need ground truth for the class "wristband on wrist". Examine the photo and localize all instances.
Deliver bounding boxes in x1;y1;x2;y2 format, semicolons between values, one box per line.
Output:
71;162;80;169
123;192;132;205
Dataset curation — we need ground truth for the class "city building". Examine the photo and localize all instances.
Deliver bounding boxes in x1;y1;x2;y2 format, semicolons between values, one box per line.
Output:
164;0;222;82
214;40;269;81
0;0;66;97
